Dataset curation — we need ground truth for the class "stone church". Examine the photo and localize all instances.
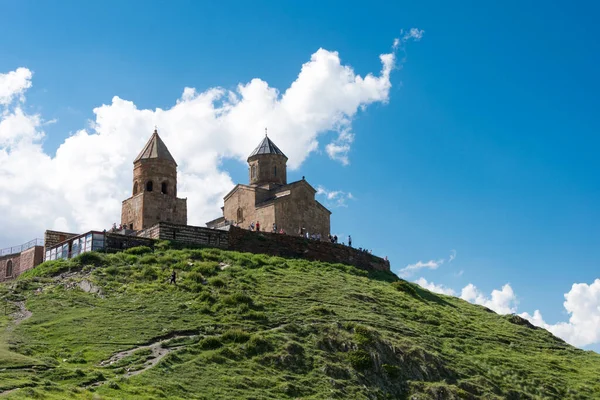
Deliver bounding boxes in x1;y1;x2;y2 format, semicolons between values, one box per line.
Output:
121;129;187;230
206;135;331;237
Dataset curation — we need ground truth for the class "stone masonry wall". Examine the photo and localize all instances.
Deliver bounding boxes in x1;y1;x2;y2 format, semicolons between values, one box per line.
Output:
139;223;389;272
227;226;390;272
248;154;287;186
18;246;44;276
121;193;144;230
0;246;44;282
104;233;155;251
0;254;20;282
44;230;78;252
274;182;330;238
139;223;229;248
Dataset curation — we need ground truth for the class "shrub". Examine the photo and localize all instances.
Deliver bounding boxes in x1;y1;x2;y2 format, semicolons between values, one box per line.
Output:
222;292;253;307
243;311;267;321
383;364;401;378
194;261;220;277
154;240;172;251
209;277;226;288
73;252;105;267
391;280;421;299
141;266;158;281
221;329;251;343
348;350;372;370
201;248;224;262
199;336;223;350
139;254;157;265
310;305;335;315
124;246;153;255
249;254;269;268
186;271;205;284
354;325;376;346
245;335;273;356
105;266;119;276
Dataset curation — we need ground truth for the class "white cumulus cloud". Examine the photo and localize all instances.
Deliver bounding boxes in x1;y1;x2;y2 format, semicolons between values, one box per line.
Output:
414;277;456;296
520;279;600;348
316;185;354;208
403;28;425;42
0;38;420;248
413;278;518;315
0;67;32;105
399;250;456;278
460;283;518;315
399;259;444;278
411;275;600;349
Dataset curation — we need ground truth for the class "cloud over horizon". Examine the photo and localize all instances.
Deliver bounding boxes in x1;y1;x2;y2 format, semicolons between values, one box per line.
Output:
413;276;600;349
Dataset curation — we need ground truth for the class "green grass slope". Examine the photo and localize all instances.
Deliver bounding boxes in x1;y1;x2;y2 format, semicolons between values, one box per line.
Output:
0;244;599;399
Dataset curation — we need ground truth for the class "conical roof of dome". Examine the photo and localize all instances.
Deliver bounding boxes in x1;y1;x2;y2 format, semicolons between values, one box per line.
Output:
134;129;177;165
248;135;287;158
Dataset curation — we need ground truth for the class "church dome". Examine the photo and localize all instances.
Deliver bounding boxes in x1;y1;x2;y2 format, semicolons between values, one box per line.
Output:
248;135;287;159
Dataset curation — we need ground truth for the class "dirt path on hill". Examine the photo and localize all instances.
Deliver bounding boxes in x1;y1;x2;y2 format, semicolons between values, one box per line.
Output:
11;301;32;325
93;334;196;385
0;388;20;397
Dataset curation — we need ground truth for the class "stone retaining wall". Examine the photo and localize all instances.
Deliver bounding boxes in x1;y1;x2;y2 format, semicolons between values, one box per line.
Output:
138;223;229;249
227;226;390;272
141;223;390;272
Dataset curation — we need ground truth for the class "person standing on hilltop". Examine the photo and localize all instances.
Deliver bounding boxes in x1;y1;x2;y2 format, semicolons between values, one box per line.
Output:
170;270;177;285
348;235;352;247
256;221;260;232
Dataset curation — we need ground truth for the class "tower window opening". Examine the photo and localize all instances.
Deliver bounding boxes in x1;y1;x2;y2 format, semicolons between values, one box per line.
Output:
133;182;139;195
146;181;153;192
274;166;277;177
161;181;168;194
6;260;13;277
251;165;257;180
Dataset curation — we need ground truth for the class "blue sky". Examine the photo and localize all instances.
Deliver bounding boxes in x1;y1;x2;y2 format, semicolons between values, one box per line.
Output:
1;1;599;349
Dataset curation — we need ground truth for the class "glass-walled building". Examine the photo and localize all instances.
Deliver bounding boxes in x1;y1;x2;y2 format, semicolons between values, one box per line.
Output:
45;231;106;261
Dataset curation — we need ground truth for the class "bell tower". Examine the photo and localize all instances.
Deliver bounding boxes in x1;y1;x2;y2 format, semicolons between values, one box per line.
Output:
121;129;187;230
247;131;287;187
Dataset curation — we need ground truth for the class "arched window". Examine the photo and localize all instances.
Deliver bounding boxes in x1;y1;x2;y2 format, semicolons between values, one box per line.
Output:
6;260;13;277
251;165;257;180
274;166;277;177
133;182;139;195
161;181;168;194
146;181;153;192
237;208;243;223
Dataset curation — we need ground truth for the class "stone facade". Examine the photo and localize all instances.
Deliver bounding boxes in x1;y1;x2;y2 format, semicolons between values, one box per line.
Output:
121;130;187;230
207;136;331;238
0;246;44;282
248;154;287;186
44;230;78;252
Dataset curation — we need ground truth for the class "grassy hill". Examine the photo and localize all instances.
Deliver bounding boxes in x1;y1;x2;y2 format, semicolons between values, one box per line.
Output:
1;243;599;399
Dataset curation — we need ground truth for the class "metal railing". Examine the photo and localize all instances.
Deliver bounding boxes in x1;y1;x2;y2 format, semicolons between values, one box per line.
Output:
0;238;44;257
